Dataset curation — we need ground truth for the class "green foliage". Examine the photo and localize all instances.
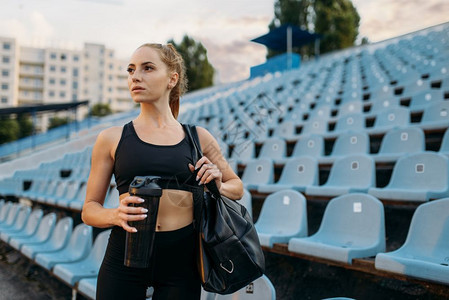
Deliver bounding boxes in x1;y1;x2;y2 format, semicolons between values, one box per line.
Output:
48;116;70;130
17;114;34;138
268;0;361;57
90;103;112;117
168;35;214;91
0;117;20;145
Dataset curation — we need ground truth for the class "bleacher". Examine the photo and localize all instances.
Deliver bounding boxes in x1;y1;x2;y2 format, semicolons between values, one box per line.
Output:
0;22;448;299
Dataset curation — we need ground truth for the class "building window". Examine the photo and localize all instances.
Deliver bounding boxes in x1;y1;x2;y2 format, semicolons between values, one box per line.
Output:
2;56;9;63
60;91;66;97
61;66;66;73
2;70;8;77
3;43;10;50
50;53;57;59
73;68;79;77
50;65;56;72
1;83;8;90
73;81;78;89
1;96;7;103
61;54;66;60
73;55;79;62
60;79;66;85
49;91;55;97
49;78;55;85
72;94;77;100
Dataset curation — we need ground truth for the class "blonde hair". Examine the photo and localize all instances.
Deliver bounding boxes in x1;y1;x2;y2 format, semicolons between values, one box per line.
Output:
138;43;188;119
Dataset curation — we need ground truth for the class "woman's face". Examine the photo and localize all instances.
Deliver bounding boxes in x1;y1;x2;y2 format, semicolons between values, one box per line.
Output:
127;46;172;103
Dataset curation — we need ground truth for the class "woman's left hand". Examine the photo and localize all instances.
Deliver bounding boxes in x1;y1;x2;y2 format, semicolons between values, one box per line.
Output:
188;156;222;191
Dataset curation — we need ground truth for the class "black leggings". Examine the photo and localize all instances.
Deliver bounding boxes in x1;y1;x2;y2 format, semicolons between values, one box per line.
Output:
96;224;201;300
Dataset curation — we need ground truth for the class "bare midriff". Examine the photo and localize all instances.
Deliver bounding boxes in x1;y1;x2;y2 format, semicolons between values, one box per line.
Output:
119;189;193;232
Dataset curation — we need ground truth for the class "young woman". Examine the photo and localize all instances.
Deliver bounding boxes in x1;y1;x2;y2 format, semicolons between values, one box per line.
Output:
82;43;243;300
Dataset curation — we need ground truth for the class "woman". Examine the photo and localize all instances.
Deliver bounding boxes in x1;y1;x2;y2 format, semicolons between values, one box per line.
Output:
82;43;243;300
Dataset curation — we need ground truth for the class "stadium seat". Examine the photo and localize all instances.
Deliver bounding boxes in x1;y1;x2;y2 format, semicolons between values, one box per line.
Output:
408;89;445;112
375;198;449;285
336;101;363;116
238;188;252;217
214;275;276;300
9;212;56;250
45;181;80;205
438;127;449;156
67;182;88;210
0;208;43;243
257;137;286;161
276;134;324;164
35;223;92;271
367;107;410;134
255;190;307;248
41;180;69;203
103;186;119;209
301;117;328;135
53;229;111;286
241;158;274;190
368;152;449;201
372;127;425;162
306;154;376;197
272;121;298;140
230;141;255;164
0;202;20;228
319;132;369;164
288;193;385;264
77;277;97;300
369;98;400;114
416;101;449;130
326;113;365;137
0;205;30;234
258;156;319;193
0;201;12;224
21;216;73;259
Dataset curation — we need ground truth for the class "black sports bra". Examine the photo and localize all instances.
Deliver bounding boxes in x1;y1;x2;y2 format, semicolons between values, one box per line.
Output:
113;122;197;195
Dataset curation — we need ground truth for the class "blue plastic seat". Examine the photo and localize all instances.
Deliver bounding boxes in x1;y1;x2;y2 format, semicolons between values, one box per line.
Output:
375;198;449;284
288;193;385;264
301;117;328;135
214;275;276;300
336;101;363;117
257;137;286;162
258;156;319;193
326;113;365;137
367;107;410;134
0;205;30;234
319;132;369;164
104;186;120;209
368;152;449;201
276;134;323;164
67;182;88;210
238;189;252;217
77;277;97;300
369;98;400;114
255;190;307;248
35;223;92;271
0;208;43;243
306;154;376;197
21;216;73;259
438;127;449;156
372;127;425;162
409;89;445;112
241;158;274;190
0;202;21;228
46;181;80;205
0;201;12;224
9;212;56;250
416;100;449;130
230;141;255;164
53;229;111;286
272;121;298;140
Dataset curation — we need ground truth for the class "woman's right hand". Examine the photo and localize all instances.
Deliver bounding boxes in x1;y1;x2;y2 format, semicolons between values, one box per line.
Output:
115;195;148;233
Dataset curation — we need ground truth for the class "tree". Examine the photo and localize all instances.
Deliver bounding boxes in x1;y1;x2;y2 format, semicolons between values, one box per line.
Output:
17;114;34;138
90;103;112;117
268;0;360;57
0;117;20;145
48;116;70;130
167;35;214;91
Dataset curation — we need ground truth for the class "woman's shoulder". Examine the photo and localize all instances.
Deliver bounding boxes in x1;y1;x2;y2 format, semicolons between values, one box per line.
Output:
96;125;125;146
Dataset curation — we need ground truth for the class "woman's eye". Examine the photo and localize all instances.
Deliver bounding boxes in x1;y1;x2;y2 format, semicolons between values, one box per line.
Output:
144;66;153;71
126;68;134;74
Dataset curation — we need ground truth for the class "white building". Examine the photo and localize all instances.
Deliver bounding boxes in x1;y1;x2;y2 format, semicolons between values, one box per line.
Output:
0;37;132;129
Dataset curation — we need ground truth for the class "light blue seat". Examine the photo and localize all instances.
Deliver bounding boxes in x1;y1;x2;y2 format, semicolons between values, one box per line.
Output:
214;275;276;300
372;127;425;163
301;118;328;135
272;121;298;140
9;212;56;250
306;154;375;197
367;107;410;134
21;179;48;200
438;127;449;156
375;198;449;285
319;132;369;164
0;209;43;243
46;181;79;205
275;134;324;164
258;157;318;193
0;201;12;224
35;180;59;202
257;138;286;161
336;101;363;117
230;141;255;164
53;229;111;286
77;277;97;300
0;205;30;234
103;186;120;209
326;113;365;137
288;193;385;264
416;101;449;130
241;158;274;191
409;89;444;112
21;216;73;259
35;223;92;271
67;182;88;210
368;152;449;201
238;189;252;217
369;98;400;114
255;190;307;248
42;180;69;203
0;202;21;228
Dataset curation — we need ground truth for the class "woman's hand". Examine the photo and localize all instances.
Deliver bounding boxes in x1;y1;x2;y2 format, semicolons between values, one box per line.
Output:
189;156;223;191
115;195;148;233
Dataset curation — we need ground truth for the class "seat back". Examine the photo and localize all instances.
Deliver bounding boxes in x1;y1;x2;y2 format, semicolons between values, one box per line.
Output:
53;181;69;199
239;189;252;217
420;101;449;124
87;229;111;268
34;213;57;241
241;158;274;187
373;107;410;128
409;89;444;110
68;223;92;258
387;152;449;190
258;138;286;160
291;135;324;158
273;121;295;139
329;132;369;156
12;206;31;231
104;187;119;209
255;190;307;236
439;127;449;153
215;275;276;300
50;217;73;249
333;113;365;133
230;141;255;162
23;209;44;235
370;98;400;113
63;181;81;201
402;198;449;257
378;127;425;155
1;203;21;226
316;193;385;247
325;155;375;188
0;201;12;222
278;156;318;187
337;101;363;116
301;118;327;135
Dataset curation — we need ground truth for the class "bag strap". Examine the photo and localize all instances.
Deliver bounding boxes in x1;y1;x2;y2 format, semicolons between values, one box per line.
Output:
183;124;221;198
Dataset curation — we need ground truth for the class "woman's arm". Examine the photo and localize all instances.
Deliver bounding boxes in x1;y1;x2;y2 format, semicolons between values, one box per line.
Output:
81;127;147;232
189;126;244;200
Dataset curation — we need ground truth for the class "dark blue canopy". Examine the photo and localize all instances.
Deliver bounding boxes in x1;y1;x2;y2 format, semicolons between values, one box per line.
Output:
251;24;321;51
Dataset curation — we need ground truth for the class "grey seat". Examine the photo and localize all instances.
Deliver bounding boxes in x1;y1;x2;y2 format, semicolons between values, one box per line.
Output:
21;216;73;259
53;229;111;286
9;212;56;250
35;223;92;271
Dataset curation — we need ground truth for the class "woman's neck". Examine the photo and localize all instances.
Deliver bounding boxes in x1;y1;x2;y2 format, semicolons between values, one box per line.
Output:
135;102;178;128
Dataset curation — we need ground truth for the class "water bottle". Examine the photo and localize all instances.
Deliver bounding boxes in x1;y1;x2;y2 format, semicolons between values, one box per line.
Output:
124;176;162;268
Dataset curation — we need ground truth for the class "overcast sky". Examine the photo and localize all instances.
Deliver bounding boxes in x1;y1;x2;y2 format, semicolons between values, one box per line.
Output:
0;0;448;83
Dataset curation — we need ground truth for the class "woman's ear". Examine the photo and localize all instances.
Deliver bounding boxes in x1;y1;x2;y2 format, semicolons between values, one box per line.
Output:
168;72;179;89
